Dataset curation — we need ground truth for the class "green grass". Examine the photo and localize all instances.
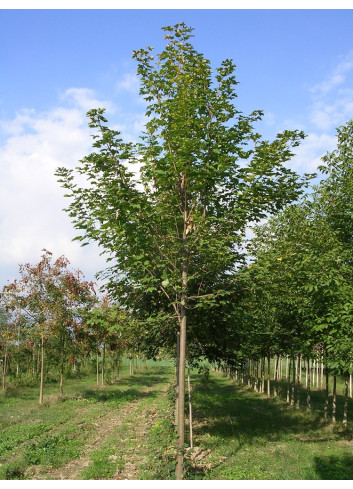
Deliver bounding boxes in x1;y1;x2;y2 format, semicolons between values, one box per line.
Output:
186;370;353;480
0;360;174;480
1;361;352;480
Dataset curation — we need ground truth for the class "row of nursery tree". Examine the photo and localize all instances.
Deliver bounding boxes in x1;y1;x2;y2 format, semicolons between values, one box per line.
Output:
0;250;146;403
1;23;353;478
231;120;353;425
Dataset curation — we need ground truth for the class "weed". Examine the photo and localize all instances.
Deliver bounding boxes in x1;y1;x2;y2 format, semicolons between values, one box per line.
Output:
80;448;124;479
0;460;27;480
23;433;81;467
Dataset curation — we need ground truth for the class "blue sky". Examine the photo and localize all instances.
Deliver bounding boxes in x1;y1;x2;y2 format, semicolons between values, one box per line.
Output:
1;9;353;289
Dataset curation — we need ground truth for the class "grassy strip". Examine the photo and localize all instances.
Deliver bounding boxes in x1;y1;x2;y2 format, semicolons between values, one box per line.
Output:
0;362;173;480
187;370;353;480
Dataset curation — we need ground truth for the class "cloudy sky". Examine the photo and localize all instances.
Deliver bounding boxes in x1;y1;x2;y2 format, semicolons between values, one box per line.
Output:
1;9;353;289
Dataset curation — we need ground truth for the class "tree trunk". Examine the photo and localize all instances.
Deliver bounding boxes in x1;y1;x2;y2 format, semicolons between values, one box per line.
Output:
286;355;289;380
2;342;8;392
350;372;352;399
96;348;99;385
306;358;311;411
332;375;337;424
261;357;265;393
296;355;300;409
291;356;295;407
343;375;349;429
324;367;329;422
316;357;319;388
187;359;193;449
287;357;291;404
101;343;105;386
59;362;64;398
299;355;302;385
175;332;180;427
274;355;279;397
267;355;271;398
39;335;44;405
176;300;187;480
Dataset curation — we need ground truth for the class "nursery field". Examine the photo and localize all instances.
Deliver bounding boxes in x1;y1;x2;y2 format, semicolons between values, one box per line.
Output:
1;361;353;480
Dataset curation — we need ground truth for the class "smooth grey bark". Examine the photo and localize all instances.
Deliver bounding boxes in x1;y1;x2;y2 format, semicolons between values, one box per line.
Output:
267;355;271;398
175;332;180;427
343;375;349;429
39;335;44;405
96;348;99;385
324;368;329;422
101;343;105;386
332;375;337;424
187;359;193;449
176;300;187;480
296;355;300;409
59;363;64;397
287;357;292;404
291;356;295;407
306;358;311;411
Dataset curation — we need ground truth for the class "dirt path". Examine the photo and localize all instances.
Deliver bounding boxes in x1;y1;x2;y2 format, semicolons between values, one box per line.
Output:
43;384;162;480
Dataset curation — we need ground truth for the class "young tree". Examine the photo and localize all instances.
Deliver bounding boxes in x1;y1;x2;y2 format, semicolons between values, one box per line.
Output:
1;250;96;402
56;23;311;477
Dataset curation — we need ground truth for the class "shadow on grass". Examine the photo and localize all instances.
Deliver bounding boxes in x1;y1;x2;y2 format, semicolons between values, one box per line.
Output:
310;455;353;480
78;386;158;404
71;367;173;405
190;374;353;479
192;377;324;444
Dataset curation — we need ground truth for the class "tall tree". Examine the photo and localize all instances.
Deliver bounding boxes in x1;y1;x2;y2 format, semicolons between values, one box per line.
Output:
56;23;311;478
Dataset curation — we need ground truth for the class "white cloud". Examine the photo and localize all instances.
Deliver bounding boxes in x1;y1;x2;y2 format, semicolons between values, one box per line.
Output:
290;132;337;173
116;73;140;94
309;51;353;132
0;89;110;287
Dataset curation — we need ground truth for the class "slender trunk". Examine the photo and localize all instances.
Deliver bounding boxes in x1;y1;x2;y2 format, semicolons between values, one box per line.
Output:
2;343;8;392
101;343;105;386
320;359;324;390
59;362;64;397
176;199;188;481
274;356;279;397
305;358;308;387
176;301;187;480
350;372;352;399
32;345;36;378
296;355;300;409
306;358;311;411
324;367;329;422
175;332;180;427
96;348;99;385
343;375;349;429
299;355;302;385
291;356;295;407
267;355;271;398
287;357;291;404
286;355;289;380
187;359;193;449
316;357;319;388
332;375;337;424
39;335;44;405
312;359;316;388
